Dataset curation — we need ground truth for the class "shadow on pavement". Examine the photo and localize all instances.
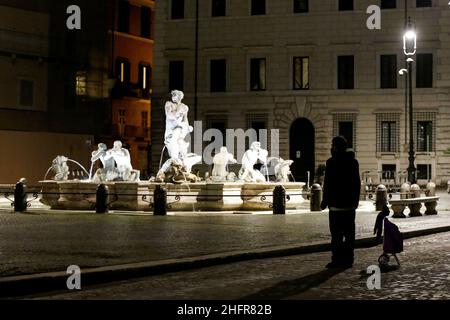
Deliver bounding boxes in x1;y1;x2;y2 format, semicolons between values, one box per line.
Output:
239;268;347;300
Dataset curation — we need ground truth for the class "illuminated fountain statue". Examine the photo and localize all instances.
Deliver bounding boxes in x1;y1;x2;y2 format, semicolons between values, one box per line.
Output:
209;146;237;182
238;141;268;183
90;140;140;182
154;90;202;183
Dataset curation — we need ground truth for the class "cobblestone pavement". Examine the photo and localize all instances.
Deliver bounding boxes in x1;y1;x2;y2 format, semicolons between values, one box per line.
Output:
36;232;450;300
1;192;450;277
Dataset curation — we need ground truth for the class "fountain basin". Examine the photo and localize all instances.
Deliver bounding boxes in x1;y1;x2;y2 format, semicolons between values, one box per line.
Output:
39;181;305;212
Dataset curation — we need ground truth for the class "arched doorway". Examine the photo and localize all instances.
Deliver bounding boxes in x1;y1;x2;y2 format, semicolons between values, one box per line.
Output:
290;118;315;184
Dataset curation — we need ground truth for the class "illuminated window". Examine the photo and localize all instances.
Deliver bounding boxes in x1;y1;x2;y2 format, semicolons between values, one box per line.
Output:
76;71;87;96
116;58;130;83
139;63;152;91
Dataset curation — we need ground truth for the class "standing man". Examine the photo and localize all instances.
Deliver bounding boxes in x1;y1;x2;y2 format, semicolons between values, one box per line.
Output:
321;136;361;269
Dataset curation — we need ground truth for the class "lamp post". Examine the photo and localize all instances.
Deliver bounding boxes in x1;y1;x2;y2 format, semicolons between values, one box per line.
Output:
403;17;417;184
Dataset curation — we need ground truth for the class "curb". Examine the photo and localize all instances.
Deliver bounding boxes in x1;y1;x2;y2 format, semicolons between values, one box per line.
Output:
1;225;450;298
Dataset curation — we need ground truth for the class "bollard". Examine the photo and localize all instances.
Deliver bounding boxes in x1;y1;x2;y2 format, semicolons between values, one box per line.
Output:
400;183;410;200
375;184;387;211
153;185;167;216
96;184;109;213
273;185;286;215
425;181;436;197
410;184;421;198
310;184;323;212
14;179;28;212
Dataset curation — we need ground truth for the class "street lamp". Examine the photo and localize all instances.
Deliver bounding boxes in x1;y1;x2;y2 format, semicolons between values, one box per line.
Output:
403;17;417;184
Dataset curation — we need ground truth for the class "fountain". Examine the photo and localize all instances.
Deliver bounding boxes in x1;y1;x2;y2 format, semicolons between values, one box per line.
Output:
39;90;305;212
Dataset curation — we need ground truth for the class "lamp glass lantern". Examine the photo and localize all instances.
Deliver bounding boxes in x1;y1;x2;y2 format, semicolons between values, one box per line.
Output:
403;19;417;56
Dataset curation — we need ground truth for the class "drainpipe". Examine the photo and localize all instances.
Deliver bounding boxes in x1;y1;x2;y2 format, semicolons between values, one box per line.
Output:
194;0;199;120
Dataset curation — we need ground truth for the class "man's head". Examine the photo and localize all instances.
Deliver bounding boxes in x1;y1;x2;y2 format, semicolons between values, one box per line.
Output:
250;141;261;151
331;136;348;156
171;90;184;103
113;140;122;149
98;143;107;151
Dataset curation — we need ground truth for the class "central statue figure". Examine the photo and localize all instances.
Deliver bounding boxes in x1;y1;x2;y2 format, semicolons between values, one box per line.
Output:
164;90;193;160
154;90;202;183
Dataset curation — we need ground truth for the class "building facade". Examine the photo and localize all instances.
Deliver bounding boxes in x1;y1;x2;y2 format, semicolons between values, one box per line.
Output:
0;0;112;183
151;0;450;186
109;0;155;178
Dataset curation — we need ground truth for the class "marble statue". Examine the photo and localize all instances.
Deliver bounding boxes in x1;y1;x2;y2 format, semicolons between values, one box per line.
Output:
51;156;69;181
238;142;268;182
155;90;202;182
91;143;118;182
152;158;201;184
210;147;237;182
91;141;140;182
271;158;294;183
164;90;193;160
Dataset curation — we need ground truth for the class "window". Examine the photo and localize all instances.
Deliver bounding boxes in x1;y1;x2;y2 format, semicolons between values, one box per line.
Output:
141;6;152;39
251;0;266;15
414;112;436;152
416;53;433;88
247;113;268;142
116;59;130;83
380;55;397;89
171;0;184;19
339;0;353;11
417;121;433;152
333;113;356;150
18;79;34;108
75;71;87;96
416;0;432;7
250;58;266;91
381;122;396;152
139;63;152;91
337;55;354;89
377;113;399;152
118;0;130;33
417;164;432;180
212;0;226;17
293;56;309;90
381;164;396;180
380;0;396;9
294;0;308;13
210;59;226;92
339;122;354;150
169;60;184;91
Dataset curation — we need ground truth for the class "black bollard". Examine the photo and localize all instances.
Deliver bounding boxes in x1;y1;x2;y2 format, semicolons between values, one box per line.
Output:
96;184;109;214
14;180;27;212
310;184;323;212
273;185;286;215
375;184;387;211
153;185;167;216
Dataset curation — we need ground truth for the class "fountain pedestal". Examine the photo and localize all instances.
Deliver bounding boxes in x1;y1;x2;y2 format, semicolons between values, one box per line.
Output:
39;181;305;212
